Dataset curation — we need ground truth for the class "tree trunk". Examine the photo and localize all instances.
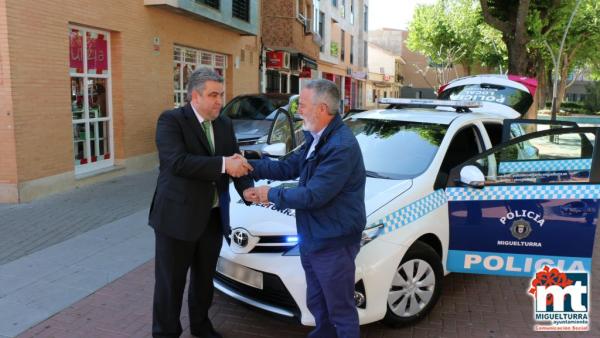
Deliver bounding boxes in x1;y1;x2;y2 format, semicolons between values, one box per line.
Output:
505;36;530;75
556;55;571;113
536;58;547;110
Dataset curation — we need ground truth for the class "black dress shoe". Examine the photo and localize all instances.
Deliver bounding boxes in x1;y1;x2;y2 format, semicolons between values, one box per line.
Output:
191;327;223;338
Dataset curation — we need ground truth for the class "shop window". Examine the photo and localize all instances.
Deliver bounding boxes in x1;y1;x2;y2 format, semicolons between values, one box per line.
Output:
69;26;113;175
281;74;289;94
173;45;227;107
266;70;281;93
291;75;300;94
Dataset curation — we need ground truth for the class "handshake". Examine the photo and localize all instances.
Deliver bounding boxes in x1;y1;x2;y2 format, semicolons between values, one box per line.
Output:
243;186;270;204
225;153;253;177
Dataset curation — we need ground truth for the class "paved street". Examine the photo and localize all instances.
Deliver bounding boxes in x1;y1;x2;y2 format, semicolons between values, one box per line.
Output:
1;170;599;337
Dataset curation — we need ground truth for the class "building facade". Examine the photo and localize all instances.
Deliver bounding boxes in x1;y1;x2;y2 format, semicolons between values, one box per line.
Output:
0;0;261;203
365;43;401;109
370;28;474;100
315;0;368;112
260;0;320;95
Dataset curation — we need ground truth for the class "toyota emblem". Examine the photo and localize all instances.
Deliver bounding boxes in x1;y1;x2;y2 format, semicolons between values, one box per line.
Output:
232;229;250;247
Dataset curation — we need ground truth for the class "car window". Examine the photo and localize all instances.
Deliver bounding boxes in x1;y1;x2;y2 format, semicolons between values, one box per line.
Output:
438;84;532;115
269;111;294;152
483;122;503;147
437;126;483;188
346;118;448;179
474;130;596;185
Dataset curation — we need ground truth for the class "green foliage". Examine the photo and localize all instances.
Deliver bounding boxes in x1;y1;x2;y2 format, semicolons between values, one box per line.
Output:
407;0;506;72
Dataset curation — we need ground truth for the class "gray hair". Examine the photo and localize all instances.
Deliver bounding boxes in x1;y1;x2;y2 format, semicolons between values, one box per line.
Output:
186;67;224;101
304;79;340;115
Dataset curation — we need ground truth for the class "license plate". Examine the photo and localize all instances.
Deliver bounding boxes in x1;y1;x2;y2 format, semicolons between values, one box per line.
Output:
216;257;263;290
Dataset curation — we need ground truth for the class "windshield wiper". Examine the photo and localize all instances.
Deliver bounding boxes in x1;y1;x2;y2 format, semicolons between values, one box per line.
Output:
366;170;393;179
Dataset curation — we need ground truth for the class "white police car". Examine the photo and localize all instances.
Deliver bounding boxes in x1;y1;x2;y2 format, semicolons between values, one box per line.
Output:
215;75;599;327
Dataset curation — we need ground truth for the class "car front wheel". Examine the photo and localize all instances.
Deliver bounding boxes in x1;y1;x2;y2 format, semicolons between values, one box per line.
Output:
383;241;443;327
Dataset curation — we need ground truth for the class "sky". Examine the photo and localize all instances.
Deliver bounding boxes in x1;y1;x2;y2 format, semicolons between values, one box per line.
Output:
368;0;437;31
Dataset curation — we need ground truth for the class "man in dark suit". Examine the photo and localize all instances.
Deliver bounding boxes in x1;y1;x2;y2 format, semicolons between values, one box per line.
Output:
149;67;254;338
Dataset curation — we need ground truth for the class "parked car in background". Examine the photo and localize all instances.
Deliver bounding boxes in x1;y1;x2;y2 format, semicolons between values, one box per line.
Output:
221;93;292;149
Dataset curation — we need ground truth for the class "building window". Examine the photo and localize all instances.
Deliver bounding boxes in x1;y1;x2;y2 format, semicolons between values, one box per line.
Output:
291;75;300;94
281;73;289;94
363;5;368;32
350;35;354;64
364;41;368;67
318;11;325;52
350;0;354;24
69;26;113;174
195;0;220;9
340;0;345;18
266;70;281;93
173;45;227;108
232;0;250;21
332;0;337;7
341;29;345;61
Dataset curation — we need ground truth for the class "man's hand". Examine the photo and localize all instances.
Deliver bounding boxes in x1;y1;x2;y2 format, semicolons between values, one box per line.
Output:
243;187;259;203
255;186;270;204
225;153;253;177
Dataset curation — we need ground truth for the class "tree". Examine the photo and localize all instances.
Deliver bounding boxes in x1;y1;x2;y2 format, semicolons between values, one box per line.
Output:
541;0;600;116
407;0;505;90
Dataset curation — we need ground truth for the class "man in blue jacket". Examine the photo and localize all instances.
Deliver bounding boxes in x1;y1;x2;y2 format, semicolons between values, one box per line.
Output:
245;79;366;338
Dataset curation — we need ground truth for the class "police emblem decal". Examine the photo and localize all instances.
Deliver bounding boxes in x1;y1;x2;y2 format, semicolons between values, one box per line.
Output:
511;219;532;240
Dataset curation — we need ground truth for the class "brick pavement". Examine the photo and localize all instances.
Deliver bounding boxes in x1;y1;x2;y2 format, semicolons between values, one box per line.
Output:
16;252;599;338
0;170;157;265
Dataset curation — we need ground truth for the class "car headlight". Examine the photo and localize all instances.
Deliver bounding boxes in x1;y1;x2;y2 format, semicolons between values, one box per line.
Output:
360;223;384;247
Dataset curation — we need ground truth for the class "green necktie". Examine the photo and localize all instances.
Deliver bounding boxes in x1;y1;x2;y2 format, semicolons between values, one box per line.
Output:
201;120;215;154
201;120;218;207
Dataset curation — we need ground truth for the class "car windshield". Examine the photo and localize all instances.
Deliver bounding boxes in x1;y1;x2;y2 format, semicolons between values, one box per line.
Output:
438;84;532;115
345;118;448;179
222;95;290;120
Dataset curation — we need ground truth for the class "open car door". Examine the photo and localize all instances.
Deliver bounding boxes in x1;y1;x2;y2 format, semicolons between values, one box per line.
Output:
445;126;600;277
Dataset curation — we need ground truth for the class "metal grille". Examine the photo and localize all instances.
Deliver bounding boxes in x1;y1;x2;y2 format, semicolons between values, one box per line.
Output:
214;271;300;314
232;0;250;21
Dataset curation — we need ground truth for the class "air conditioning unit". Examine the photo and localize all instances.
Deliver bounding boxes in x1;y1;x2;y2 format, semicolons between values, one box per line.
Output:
282;51;290;69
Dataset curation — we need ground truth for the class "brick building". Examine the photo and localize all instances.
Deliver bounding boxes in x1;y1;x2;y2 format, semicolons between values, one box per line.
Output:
0;0;260;203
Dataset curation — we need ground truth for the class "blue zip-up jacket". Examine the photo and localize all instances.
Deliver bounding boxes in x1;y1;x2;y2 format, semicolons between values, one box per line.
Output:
249;114;366;252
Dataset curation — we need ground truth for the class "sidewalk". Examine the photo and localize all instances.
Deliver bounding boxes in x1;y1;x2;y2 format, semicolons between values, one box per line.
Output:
0;170;157;337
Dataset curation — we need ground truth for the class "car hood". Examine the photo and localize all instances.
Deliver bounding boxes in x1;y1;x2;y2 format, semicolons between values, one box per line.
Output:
232;120;272;141
228;177;412;235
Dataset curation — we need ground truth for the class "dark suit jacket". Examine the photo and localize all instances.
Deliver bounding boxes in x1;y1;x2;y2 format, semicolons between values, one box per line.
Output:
149;103;253;241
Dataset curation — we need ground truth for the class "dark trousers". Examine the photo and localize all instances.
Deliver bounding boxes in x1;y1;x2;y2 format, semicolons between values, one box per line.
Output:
300;242;361;338
152;208;223;338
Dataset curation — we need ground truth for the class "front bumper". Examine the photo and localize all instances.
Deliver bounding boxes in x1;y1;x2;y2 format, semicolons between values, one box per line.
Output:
214;268;300;318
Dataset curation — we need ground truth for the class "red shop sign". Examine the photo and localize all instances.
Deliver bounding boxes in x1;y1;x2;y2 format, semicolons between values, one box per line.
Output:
266;51;284;68
299;67;312;78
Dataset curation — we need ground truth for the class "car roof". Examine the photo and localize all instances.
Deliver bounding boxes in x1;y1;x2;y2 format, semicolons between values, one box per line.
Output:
351;108;462;125
349;107;507;125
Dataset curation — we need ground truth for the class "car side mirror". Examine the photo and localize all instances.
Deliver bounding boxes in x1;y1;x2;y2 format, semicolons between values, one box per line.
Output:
262;143;286;158
460;165;485;189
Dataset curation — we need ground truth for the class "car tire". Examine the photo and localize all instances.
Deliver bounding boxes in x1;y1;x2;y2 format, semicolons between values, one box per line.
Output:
383;241;443;327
